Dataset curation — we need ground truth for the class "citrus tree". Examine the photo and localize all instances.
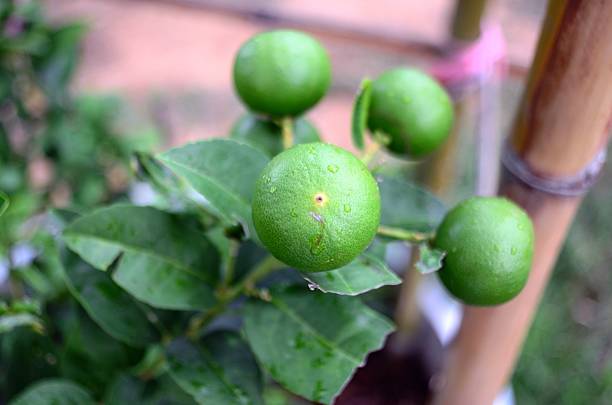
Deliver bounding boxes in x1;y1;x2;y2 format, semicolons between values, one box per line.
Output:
2;26;534;404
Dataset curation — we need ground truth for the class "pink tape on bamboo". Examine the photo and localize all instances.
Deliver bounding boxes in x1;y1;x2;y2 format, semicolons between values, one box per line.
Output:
429;24;506;92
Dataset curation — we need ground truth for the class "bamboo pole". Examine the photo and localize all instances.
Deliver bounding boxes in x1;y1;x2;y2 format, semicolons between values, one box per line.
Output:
433;1;612;404
450;0;488;42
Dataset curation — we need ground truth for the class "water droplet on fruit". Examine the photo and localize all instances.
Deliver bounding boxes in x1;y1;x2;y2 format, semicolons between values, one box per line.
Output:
343;204;351;213
327;164;339;173
269;186;277;193
511;247;518;255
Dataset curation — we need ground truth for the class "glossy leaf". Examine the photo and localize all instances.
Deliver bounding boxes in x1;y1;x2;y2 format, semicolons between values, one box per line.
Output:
159;139;269;238
9;379;95;405
351;78;372;151
377;173;446;233
59;307;142;398
302;252;400;296
416;244;446;274
63;204;220;311
243;286;394;404
166;331;263;405
105;373;197;405
62;259;159;347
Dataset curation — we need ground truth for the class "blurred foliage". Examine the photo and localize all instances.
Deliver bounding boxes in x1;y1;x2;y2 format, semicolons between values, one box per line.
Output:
0;1;159;402
0;0;158;255
513;143;612;404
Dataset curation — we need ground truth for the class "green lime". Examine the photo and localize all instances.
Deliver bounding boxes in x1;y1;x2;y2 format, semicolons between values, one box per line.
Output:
367;68;454;157
434;197;534;306
233;30;331;117
252;143;380;272
230;114;321;157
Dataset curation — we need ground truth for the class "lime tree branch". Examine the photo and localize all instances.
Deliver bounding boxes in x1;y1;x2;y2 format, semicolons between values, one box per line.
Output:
186;254;284;339
377;225;434;243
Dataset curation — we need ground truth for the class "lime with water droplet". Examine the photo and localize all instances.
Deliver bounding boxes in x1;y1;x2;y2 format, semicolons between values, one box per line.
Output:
252;143;380;272
368;68;454;158
434;196;534;306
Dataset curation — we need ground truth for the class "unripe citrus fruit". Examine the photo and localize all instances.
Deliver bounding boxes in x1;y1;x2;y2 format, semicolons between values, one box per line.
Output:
230;114;321;157
367;68;453;158
233;30;331;117
252;143;380;272
433;197;534;306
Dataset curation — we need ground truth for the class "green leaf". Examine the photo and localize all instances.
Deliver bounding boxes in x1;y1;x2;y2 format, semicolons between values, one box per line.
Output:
61;259;159;347
63;204;220;311
378;173;446;233
0;190;8;217
33;23;87;106
243;286;394;404
416;244;446;274
105;373;197;405
0;327;58;398
351;78;372;151
0;313;43;334
63;312;141;395
58;306;142;397
166;331;263;405
301;252;400;296
9;379;95;405
158;139;269;238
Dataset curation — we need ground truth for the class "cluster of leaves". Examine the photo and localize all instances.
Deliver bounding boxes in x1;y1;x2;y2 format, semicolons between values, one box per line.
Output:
1;135;441;404
1;108;448;404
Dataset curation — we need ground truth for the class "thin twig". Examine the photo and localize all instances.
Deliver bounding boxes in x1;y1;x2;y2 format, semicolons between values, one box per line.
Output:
186;254;283;339
377;225;434;243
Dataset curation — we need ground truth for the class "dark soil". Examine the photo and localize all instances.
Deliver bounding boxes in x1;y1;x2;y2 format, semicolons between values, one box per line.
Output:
335;318;444;405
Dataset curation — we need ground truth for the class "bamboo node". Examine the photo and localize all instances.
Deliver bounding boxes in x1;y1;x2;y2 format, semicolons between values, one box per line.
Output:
501;141;607;197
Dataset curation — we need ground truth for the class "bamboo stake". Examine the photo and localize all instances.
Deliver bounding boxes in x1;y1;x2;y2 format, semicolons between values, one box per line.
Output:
450;0;488;42
433;1;612;404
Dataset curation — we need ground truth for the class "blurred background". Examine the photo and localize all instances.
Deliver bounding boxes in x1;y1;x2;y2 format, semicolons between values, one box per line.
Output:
2;0;611;403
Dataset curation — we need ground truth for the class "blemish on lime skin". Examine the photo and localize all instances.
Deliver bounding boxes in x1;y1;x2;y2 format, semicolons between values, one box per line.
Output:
327;164;339;173
269;186;277;193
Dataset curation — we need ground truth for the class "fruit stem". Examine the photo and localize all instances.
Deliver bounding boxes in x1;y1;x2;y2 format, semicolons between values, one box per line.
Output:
221;239;239;288
226;254;284;297
186;254;283;339
361;141;382;167
281;117;294;149
377;225;433;243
